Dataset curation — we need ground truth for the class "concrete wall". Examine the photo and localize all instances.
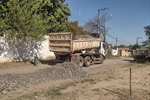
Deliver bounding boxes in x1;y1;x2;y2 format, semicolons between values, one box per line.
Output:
38;35;55;59
112;48;118;56
0;35;54;63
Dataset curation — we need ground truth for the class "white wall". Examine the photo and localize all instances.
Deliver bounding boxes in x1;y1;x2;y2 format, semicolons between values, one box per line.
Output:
38;35;55;59
0;35;54;63
112;48;118;56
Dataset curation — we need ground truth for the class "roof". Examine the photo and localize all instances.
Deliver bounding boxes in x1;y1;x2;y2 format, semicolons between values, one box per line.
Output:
118;47;129;50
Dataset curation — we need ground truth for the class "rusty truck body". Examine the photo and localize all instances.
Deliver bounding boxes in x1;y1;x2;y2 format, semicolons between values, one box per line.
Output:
49;32;105;67
133;49;150;61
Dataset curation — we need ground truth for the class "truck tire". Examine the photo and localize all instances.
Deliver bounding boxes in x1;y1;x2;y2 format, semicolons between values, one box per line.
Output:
100;55;104;64
77;56;84;67
84;56;91;67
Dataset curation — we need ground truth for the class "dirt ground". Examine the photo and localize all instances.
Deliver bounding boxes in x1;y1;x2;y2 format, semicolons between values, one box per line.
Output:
0;57;150;100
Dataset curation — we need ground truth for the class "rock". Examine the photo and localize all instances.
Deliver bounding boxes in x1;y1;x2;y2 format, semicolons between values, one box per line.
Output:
0;62;89;94
2;90;7;94
34;96;38;99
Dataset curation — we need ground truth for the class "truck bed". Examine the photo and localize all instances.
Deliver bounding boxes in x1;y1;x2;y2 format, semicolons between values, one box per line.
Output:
49;32;100;53
133;49;150;56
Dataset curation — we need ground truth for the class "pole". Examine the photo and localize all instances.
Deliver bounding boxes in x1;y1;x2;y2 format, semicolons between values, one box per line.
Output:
102;7;109;43
98;9;100;36
136;37;142;45
130;68;132;97
116;37;118;47
98;7;109;42
104;21;106;42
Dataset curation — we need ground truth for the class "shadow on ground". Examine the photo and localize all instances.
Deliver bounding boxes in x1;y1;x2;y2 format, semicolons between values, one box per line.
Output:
39;59;63;66
122;58;150;64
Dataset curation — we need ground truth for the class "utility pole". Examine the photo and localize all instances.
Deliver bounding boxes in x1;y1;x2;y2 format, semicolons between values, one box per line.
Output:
97;7;109;43
103;7;109;43
97;9;100;36
116;37;118;47
136;37;142;45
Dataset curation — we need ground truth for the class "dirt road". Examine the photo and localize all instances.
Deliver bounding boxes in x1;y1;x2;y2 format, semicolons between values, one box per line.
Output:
0;57;150;100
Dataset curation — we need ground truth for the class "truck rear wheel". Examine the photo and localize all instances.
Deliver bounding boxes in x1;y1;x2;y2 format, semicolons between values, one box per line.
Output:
100;56;104;64
77;56;84;67
84;56;91;67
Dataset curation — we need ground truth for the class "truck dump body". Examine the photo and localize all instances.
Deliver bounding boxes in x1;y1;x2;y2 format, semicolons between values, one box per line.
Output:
133;49;150;61
49;32;100;53
133;50;149;56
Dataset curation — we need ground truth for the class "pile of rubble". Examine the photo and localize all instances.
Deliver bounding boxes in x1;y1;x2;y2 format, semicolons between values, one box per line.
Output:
0;62;89;94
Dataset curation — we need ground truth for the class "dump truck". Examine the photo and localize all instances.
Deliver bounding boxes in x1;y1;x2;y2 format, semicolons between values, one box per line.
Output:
49;32;106;67
133;49;150;61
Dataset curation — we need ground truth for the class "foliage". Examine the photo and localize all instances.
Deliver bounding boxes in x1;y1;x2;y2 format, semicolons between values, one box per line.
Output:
45;0;71;32
66;21;89;36
0;0;49;40
132;44;140;50
107;48;113;57
83;17;98;33
118;44;126;48
46;88;62;96
80;78;96;84
143;25;150;48
144;25;150;36
0;0;71;40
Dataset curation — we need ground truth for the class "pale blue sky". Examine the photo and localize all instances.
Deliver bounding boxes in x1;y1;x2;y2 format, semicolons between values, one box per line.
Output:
65;0;150;46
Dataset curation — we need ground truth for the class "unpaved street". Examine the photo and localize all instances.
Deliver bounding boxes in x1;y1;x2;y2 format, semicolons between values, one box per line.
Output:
0;57;150;100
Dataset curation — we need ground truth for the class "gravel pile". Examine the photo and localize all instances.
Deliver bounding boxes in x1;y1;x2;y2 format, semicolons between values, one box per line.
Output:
0;62;89;94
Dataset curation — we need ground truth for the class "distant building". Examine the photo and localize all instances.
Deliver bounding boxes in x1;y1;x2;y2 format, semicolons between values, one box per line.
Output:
118;47;132;57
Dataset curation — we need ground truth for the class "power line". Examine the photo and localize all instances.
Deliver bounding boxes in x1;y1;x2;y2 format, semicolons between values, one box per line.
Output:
106;33;116;40
106;33;131;45
71;11;131;45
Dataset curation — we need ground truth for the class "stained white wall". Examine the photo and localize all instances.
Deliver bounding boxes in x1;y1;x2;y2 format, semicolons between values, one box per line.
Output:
0;35;55;63
112;48;118;56
38;35;55;59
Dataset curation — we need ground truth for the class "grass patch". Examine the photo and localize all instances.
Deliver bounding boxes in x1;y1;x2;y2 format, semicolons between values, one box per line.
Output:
58;82;78;90
81;78;96;84
45;88;62;96
45;81;78;97
15;92;40;100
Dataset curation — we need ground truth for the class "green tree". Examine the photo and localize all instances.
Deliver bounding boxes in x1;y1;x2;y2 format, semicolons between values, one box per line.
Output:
143;25;150;48
44;0;71;32
67;21;88;36
144;25;150;38
0;0;50;40
0;0;71;40
67;21;79;36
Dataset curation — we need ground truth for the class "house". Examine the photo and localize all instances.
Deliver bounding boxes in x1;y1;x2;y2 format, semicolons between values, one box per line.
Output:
118;47;132;57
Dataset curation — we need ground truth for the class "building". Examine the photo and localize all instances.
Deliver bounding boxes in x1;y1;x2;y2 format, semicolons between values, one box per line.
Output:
118;47;132;57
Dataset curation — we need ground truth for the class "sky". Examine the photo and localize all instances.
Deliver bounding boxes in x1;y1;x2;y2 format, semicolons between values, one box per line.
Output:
65;0;150;46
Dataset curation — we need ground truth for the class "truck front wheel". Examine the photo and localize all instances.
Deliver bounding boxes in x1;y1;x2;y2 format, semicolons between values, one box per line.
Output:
84;56;91;67
77;56;84;67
